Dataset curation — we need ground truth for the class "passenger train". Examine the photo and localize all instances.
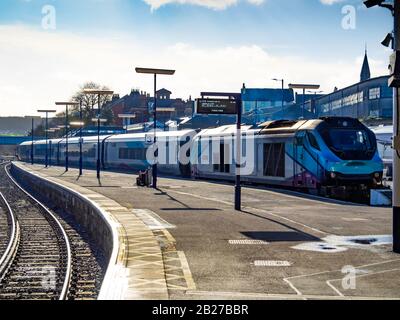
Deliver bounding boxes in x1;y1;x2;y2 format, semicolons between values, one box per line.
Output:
16;117;384;200
371;125;393;178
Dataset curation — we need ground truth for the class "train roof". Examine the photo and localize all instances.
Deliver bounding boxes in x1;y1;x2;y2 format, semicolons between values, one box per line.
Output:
195;125;255;137
371;125;393;135
106;129;197;142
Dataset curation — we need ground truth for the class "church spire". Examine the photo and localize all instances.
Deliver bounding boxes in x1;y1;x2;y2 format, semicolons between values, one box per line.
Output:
360;46;371;82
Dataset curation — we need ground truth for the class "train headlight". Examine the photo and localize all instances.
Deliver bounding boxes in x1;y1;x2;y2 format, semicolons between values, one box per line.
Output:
330;172;337;179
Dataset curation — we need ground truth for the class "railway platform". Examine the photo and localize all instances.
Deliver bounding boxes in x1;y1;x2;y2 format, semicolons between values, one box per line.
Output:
12;162;400;300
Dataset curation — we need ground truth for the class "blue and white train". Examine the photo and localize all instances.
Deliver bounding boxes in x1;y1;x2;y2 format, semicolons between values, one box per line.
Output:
16;117;384;199
371;125;393;178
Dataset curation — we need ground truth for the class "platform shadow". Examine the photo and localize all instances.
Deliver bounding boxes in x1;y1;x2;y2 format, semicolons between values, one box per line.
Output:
155;187;218;212
240;209;321;242
160;207;221;211
241;231;319;242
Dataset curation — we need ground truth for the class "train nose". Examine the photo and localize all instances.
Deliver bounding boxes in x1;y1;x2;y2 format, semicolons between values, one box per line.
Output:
345;161;367;167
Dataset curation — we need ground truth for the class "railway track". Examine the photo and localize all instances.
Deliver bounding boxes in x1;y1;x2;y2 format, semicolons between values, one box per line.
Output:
0;163;106;300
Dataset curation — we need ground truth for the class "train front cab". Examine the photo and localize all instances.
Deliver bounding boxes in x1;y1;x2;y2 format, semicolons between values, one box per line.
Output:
310;117;384;199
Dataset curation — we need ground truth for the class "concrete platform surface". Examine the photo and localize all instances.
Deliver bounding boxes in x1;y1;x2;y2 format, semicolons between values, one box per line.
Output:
15;163;400;300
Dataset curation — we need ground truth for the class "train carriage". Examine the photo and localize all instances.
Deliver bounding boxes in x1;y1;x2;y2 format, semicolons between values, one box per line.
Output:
192;117;384;199
104;129;197;176
16;117;383;200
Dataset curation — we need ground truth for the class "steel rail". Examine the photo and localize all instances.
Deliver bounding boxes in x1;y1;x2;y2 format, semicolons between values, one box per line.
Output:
0;191;20;282
4;164;73;300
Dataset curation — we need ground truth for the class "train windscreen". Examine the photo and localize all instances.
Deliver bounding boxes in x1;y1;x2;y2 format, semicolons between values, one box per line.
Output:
320;128;376;160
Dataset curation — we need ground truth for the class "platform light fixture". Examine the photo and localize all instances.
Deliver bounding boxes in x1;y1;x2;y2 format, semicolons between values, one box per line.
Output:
272;78;285;114
55;101;79;172
288;83;320;119
83;89;114;179
37;109;56;168
118;114;137;133
135;67;176;189
69;121;86;176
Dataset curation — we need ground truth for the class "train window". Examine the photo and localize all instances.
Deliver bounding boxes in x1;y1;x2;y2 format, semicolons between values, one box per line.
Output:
295;136;303;146
263;143;285;177
307;132;320;151
119;148;146;160
85;147;96;158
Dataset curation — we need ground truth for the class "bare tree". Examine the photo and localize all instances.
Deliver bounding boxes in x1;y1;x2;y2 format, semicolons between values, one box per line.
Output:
70;82;114;124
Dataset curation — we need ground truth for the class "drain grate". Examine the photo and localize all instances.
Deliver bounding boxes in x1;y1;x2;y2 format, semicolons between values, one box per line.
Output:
254;260;292;267
228;240;269;245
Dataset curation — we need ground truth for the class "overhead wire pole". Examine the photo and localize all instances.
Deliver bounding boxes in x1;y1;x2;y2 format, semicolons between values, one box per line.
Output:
364;0;400;253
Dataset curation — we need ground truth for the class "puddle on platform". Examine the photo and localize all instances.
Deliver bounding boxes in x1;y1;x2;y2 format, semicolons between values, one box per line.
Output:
292;235;392;253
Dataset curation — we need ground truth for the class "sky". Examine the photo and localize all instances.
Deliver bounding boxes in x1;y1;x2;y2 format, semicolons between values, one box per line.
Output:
0;0;394;116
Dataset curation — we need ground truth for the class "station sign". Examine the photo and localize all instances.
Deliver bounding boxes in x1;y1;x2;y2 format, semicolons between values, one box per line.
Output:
196;98;238;115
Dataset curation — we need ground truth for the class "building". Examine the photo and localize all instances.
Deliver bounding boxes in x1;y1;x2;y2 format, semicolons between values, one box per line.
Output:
105;88;194;127
0;116;43;136
313;50;393;122
314;75;392;121
242;88;295;124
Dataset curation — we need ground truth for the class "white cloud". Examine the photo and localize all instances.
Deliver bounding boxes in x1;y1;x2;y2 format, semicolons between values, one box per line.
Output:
0;25;388;117
142;0;264;11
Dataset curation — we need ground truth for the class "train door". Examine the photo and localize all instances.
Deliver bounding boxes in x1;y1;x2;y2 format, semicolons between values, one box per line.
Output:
179;136;192;177
294;131;306;187
57;142;61;166
214;141;231;174
101;138;108;169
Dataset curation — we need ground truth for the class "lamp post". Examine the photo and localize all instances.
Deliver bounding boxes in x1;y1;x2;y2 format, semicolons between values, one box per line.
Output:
272;78;285;115
135;67;176;189
70;121;85;176
45;129;56;166
50;127;62;165
83;89;114;180
118;114;137;133
37;110;56;168
307;90;324;115
30;117;35;165
288;84;320;119
91;117;107;179
55;102;79;172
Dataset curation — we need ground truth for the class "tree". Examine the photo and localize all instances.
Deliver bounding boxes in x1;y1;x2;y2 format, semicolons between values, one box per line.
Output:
30;82;114;137
70;82;114;125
